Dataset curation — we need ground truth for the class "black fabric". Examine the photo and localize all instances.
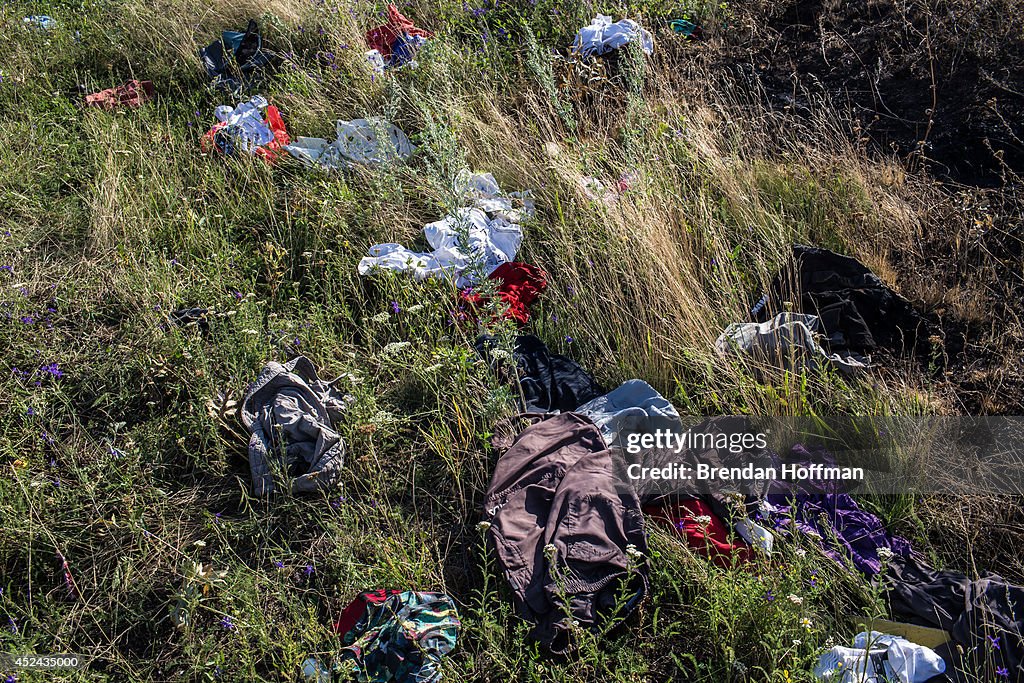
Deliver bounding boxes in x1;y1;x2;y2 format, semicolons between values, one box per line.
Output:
170;307;210;332
199;20;280;92
755;245;929;356
475;334;604;413
886;554;1024;682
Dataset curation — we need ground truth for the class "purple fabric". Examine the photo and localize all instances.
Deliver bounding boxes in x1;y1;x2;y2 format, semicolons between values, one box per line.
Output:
763;493;914;575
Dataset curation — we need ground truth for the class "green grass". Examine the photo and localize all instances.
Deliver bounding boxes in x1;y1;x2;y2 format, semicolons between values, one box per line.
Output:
0;0;1020;680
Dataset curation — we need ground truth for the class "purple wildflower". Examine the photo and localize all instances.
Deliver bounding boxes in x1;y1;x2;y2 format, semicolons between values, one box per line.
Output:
273;560;284;569
764;590;775;601
997;667;1009;677
988;635;1001;650
219;615;236;631
40;363;63;378
303;564;314;576
565;336;573;344
391;301;401;314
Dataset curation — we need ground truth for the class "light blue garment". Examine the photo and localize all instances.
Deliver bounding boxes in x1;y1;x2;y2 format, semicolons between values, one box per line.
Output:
577;379;680;446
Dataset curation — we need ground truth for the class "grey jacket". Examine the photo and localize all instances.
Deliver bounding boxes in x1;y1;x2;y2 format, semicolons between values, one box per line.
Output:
241;356;347;496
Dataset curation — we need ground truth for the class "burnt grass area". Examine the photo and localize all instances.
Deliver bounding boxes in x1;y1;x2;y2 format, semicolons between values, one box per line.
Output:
712;0;1024;413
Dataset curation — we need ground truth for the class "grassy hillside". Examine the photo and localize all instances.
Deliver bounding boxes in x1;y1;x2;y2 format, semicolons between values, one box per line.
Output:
1;0;1022;680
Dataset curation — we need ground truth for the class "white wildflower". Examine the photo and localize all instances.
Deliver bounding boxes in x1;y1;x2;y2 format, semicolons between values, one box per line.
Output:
800;617;813;630
372;312;390;324
382;341;411;355
625;544;643;559
476;521;491;532
407;304;425;313
877;547;894;560
795;548;807;557
489;349;512;361
693;515;712;526
787;594;803;605
792;639;802;646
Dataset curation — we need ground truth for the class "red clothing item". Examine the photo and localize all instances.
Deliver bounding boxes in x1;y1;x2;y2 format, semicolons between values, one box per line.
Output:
85;80;154;110
644;498;752;568
200;104;290;163
365;4;433;60
332;589;402;635
462;262;548;325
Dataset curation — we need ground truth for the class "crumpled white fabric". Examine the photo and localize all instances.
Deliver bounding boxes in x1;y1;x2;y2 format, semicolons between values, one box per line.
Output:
365;49;386;74
358;171;534;287
735;518;774;554
213;96;275;154
285;118;414;170
715;312;869;374
572;14;654;57
813;631;946;682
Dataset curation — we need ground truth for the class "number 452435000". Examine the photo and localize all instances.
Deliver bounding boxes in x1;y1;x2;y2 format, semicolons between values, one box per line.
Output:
1;654;84;669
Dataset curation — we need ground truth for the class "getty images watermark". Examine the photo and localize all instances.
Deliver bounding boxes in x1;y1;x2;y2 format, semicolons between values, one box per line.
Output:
622;428;865;483
599;417;1024;496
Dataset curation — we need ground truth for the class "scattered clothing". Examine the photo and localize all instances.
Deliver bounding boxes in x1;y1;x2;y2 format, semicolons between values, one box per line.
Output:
200;96;290;162
886;554;1024;682
644;498;753;568
365;4;433;68
755;246;928;357
332;589;403;635
23;15;56;30
359;171;534;288
577;379;679;447
813;631;946;683
572;15;654;57
576;382;773;556
460;262;548;325
475;334;604;414
669;19;704;39
85;80;154;110
483;412;648;652
285;118;413;171
240;356;349;496
339;591;459;683
763;488;913;576
200;19;279;92
716;312;869;374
